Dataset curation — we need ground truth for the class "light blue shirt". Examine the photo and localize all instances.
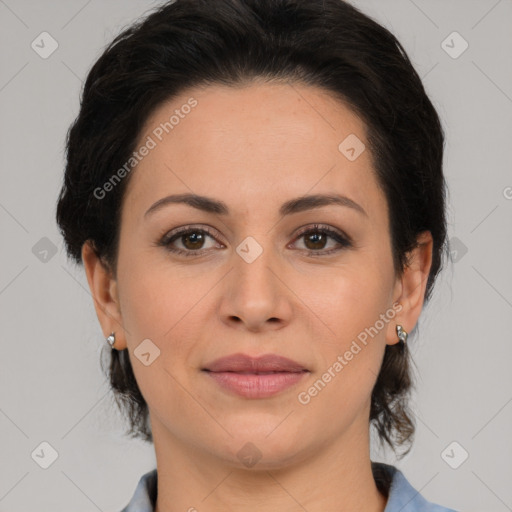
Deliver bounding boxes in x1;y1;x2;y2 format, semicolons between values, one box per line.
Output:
120;462;458;511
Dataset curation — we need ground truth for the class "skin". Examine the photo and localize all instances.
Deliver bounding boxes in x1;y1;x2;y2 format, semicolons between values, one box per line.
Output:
82;81;433;512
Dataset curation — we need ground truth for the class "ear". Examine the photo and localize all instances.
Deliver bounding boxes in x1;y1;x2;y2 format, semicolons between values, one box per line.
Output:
81;241;127;350
386;231;433;346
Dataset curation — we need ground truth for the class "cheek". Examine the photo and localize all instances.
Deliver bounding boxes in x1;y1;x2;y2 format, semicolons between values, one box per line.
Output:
302;260;390;341
297;261;391;395
115;259;201;418
117;246;195;340
116;253;217;382
295;272;389;432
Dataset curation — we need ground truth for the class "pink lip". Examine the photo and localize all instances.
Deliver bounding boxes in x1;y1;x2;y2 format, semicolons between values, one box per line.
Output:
203;353;308;373
204;371;308;398
202;353;309;398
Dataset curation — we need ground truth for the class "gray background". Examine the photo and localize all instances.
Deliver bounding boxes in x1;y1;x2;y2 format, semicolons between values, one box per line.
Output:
1;0;511;510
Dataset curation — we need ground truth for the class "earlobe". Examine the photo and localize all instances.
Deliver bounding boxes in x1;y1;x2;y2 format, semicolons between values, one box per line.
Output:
386;231;433;346
81;241;127;350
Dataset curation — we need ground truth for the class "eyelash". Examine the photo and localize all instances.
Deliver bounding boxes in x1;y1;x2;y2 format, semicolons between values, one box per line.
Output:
157;224;352;258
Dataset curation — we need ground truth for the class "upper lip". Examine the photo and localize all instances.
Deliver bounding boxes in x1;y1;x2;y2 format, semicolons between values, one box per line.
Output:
202;353;309;373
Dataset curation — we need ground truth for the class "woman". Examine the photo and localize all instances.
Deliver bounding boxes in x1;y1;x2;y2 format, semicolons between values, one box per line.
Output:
55;0;457;510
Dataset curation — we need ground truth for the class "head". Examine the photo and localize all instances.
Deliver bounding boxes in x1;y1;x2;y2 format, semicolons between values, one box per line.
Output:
56;0;447;462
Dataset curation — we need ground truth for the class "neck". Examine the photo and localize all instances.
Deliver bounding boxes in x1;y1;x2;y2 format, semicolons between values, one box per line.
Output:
152;414;388;512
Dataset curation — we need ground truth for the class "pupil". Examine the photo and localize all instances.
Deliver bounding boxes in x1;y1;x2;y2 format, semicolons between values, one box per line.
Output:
184;232;203;249
306;232;325;250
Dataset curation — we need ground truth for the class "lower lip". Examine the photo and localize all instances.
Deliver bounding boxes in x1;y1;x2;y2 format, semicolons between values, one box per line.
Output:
203;371;308;398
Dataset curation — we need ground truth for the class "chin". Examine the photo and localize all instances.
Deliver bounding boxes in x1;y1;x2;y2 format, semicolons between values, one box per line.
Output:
208;425;313;471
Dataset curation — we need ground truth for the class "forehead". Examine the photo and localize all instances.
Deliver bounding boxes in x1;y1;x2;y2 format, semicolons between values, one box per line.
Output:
122;81;383;220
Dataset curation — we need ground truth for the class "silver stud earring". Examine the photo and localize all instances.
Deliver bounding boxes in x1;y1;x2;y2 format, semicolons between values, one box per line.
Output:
396;325;408;345
106;332;116;348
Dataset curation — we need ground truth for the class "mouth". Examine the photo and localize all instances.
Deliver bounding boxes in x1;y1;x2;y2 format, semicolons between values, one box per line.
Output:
201;353;310;398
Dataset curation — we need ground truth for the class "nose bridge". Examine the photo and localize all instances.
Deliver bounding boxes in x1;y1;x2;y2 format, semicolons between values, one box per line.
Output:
234;233;279;299
219;232;292;329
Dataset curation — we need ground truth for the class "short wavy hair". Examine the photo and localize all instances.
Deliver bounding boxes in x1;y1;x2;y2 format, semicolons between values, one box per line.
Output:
56;0;448;458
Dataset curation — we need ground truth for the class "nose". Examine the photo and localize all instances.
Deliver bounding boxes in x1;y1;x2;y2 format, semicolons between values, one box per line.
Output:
218;244;293;333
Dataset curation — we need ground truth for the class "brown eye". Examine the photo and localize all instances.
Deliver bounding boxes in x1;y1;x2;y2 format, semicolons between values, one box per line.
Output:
293;225;352;255
303;230;328;250
180;231;206;250
158;224;352;258
160;226;222;257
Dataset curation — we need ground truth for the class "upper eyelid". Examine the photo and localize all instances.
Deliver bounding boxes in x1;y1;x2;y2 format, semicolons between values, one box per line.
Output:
164;224;220;241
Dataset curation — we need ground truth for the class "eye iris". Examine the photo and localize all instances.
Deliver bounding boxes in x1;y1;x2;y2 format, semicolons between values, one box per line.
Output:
304;231;326;250
183;231;205;250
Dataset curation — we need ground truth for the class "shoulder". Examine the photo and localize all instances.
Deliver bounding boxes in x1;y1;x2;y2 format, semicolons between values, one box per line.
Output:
119;469;157;512
372;462;459;512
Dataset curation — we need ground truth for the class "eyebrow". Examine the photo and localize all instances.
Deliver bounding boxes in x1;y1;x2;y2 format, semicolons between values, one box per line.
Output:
144;192;368;219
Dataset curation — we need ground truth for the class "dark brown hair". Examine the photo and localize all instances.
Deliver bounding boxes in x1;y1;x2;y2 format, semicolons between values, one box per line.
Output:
56;0;448;458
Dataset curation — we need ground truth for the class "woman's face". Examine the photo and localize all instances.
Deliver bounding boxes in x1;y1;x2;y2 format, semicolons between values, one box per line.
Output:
85;81;428;469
